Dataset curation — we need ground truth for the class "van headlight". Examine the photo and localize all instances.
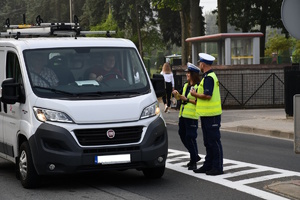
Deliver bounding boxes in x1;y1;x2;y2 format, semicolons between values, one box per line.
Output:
33;107;74;123
140;102;160;119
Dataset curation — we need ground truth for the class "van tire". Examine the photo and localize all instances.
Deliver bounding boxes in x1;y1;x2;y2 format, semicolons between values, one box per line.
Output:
142;166;165;179
19;142;40;188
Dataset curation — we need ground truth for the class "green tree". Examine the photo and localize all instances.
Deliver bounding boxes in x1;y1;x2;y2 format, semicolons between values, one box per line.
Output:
73;0;85;18
260;0;290;60
0;0;73;31
153;0;205;64
90;12;124;38
110;0;154;58
264;32;292;57
226;0;285;59
156;7;181;47
293;40;300;56
226;1;258;32
25;0;70;23
142;27;165;57
153;0;189;65
80;0;107;30
290;38;300;63
1;0;26;27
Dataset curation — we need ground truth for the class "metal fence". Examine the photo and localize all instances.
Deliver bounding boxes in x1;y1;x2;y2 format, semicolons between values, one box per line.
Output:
174;72;285;109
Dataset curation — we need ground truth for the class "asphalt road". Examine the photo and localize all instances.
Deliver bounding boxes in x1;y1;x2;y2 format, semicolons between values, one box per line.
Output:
0;125;299;200
167;124;300;172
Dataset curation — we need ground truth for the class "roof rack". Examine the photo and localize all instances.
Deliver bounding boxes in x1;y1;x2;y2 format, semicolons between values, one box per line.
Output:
1;15;116;39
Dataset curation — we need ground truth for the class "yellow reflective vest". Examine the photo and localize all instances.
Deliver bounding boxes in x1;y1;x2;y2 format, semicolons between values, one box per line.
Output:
179;83;199;119
196;72;222;117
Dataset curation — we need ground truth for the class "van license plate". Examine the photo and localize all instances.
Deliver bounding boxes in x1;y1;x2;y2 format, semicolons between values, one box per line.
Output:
95;154;131;165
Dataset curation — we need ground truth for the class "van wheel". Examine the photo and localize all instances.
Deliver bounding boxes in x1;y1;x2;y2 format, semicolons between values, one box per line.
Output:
19;142;40;188
142;166;165;179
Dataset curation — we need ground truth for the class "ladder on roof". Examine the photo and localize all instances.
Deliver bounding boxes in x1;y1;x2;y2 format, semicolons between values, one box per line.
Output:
0;15;116;39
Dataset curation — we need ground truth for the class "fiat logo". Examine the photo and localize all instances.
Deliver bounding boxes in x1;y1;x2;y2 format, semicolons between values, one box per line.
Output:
106;129;115;139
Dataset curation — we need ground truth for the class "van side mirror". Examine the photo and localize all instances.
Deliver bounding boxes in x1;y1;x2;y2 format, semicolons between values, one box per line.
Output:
1;78;21;104
151;74;166;98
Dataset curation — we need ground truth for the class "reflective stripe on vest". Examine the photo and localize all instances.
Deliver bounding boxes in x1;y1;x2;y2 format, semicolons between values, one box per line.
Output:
196;72;222;117
179;83;198;119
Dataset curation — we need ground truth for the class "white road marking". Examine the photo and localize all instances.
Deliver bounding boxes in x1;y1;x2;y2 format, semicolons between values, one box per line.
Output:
167;149;300;200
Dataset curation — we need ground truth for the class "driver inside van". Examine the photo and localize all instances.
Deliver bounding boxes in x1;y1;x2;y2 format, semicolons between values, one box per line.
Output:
88;53;124;82
29;54;59;87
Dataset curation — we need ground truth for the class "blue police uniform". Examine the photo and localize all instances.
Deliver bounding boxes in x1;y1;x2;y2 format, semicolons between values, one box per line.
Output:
193;53;223;176
177;63;201;170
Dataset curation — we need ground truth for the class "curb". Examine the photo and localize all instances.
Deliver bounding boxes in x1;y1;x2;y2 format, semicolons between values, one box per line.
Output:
165;121;294;140
220;126;294;140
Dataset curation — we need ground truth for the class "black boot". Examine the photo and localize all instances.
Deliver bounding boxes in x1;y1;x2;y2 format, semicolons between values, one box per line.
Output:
187;155;201;167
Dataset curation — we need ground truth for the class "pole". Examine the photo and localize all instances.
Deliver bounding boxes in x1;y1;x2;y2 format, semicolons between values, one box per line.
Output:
69;0;72;23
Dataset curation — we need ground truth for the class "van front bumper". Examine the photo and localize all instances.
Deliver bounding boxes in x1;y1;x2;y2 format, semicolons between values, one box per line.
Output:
29;117;168;175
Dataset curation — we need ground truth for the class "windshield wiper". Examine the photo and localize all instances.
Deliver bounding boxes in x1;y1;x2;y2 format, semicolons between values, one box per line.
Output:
33;86;149;97
32;86;76;96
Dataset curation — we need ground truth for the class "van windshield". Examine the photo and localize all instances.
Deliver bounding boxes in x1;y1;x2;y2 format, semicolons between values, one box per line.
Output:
23;47;150;99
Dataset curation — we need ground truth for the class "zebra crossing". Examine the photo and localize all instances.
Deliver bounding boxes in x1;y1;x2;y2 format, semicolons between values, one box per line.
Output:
166;149;300;200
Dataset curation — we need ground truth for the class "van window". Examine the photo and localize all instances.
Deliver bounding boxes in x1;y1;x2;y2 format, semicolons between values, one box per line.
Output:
23;47;150;99
6;52;25;102
6;52;22;81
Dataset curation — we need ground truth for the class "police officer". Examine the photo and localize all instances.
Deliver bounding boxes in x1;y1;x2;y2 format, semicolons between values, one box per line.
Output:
172;62;201;170
190;53;223;175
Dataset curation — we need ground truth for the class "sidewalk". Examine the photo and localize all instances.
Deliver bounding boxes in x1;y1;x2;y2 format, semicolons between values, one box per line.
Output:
159;102;294;140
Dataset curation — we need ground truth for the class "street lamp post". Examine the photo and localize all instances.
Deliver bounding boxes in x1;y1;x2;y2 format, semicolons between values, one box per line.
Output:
69;0;72;23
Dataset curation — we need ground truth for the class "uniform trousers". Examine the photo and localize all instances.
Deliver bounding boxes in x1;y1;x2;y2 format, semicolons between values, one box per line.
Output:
178;117;199;162
200;115;223;171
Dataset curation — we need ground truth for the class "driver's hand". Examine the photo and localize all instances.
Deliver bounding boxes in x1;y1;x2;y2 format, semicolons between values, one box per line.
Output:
96;75;103;82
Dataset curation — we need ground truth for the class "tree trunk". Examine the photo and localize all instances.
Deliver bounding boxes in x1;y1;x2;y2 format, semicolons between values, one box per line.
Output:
259;0;268;61
189;0;200;62
135;1;143;58
190;0;200;37
180;10;186;65
217;0;227;33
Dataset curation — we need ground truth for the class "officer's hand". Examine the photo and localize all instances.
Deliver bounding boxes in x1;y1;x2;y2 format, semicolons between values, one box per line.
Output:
190;88;196;96
172;90;180;100
180;95;187;101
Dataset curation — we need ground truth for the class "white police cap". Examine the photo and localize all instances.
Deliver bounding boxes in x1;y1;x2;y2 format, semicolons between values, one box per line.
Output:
186;62;200;73
198;53;215;65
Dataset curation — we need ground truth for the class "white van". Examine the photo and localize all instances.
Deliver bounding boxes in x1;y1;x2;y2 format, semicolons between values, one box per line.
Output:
0;25;168;188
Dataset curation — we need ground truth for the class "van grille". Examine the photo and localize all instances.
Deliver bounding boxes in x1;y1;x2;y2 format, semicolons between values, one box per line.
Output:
74;126;143;146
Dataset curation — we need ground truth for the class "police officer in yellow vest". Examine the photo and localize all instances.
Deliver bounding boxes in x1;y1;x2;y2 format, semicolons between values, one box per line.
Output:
172;62;201;170
190;53;223;176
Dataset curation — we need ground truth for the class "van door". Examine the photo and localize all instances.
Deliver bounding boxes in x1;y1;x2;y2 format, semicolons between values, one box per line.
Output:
2;49;25;159
0;49;6;158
